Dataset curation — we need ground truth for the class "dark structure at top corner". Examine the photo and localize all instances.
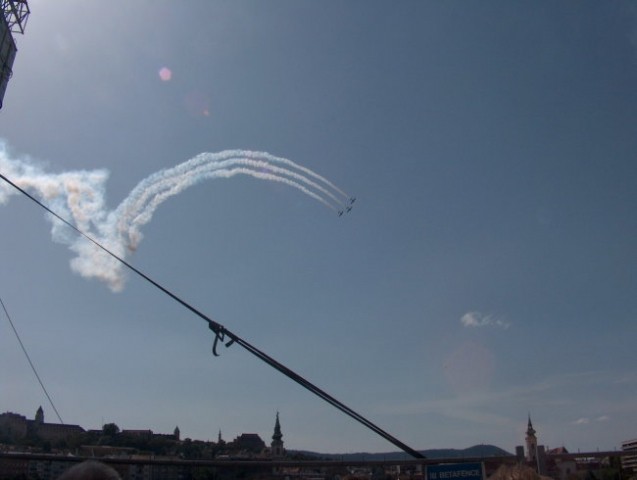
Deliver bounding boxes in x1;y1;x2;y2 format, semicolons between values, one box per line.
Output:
0;0;30;109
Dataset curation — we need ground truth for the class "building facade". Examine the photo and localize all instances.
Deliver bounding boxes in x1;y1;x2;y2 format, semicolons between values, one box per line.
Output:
622;438;637;476
0;407;84;443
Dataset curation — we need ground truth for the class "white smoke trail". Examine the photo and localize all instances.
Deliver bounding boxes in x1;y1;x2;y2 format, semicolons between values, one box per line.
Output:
115;165;339;253
120;153;345;232
0;142;349;292
211;150;351;200
246;150;351;201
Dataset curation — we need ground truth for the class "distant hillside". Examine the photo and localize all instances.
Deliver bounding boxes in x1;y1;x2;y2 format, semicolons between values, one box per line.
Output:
291;444;512;462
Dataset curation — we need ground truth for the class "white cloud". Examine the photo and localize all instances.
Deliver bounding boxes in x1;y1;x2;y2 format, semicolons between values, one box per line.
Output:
461;311;511;329
572;416;609;425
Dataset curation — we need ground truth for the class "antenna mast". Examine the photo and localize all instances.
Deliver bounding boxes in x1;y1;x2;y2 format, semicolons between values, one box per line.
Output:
0;0;30;108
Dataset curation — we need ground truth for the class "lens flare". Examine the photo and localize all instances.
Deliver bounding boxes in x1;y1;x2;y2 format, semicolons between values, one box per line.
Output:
158;67;172;81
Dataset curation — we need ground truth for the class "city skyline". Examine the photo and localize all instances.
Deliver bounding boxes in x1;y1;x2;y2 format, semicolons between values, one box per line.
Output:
1;1;636;454
0;405;578;458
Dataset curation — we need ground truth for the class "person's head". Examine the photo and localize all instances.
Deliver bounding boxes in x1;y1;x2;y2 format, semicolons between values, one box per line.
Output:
57;460;121;480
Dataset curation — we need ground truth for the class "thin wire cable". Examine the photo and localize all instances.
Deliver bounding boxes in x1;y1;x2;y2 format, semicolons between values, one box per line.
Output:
0;294;65;424
0;172;424;459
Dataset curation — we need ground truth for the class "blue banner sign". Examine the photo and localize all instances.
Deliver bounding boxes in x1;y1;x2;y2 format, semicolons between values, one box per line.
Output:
427;463;484;480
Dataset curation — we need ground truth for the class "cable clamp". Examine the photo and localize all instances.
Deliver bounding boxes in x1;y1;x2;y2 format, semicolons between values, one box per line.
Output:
208;321;236;356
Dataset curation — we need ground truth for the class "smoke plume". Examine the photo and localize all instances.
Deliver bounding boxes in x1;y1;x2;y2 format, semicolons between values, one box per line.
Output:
0;142;351;292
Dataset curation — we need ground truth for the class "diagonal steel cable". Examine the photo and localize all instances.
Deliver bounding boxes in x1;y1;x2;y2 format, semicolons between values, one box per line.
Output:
0;172;424;459
0;294;65;424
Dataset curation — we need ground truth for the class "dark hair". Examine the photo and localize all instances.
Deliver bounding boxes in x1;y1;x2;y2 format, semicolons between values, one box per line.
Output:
57;460;121;480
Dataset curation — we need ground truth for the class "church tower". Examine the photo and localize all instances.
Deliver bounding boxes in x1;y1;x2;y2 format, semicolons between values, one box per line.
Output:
271;412;284;458
525;415;537;463
35;406;44;425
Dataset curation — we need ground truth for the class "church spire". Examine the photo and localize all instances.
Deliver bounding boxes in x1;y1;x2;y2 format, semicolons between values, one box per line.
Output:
271;412;284;457
525;414;538;463
272;412;282;442
527;414;535;435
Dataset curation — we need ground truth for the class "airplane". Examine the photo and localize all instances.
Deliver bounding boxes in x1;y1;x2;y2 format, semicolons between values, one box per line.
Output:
338;210;344;217
349;197;356;204
346;206;352;213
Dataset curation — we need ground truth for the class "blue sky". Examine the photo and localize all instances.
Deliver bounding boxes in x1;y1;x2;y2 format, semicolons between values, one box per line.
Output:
1;1;636;454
